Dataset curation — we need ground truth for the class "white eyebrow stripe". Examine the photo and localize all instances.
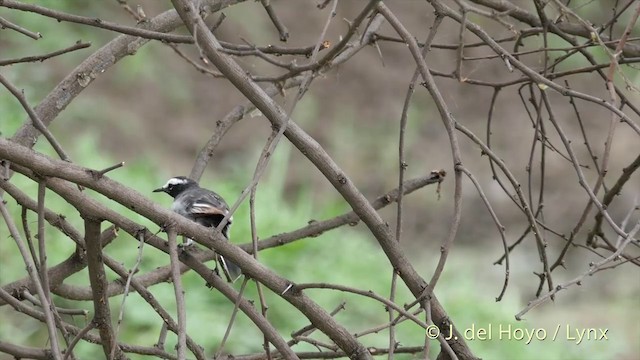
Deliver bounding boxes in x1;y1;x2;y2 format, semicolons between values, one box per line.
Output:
164;177;188;188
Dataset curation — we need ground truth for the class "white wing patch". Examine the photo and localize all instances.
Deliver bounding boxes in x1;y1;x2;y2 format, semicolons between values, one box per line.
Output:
191;202;228;215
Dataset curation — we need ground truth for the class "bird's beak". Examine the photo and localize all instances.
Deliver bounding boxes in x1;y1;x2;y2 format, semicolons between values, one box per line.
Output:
152;187;166;193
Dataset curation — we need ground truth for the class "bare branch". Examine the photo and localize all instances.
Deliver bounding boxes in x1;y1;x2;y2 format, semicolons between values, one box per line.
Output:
0;15;41;39
83;217;125;359
0;74;70;161
0;41;90;66
166;227;187;360
1;0;192;43
260;0;289;41
0;198;63;360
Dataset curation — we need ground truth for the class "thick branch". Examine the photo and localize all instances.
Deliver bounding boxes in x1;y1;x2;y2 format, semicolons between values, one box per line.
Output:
83;218;125;360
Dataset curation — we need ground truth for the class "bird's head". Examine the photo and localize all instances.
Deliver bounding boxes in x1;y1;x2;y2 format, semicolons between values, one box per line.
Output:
153;176;198;198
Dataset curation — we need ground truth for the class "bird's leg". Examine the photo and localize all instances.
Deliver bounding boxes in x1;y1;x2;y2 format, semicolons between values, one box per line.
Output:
178;236;195;248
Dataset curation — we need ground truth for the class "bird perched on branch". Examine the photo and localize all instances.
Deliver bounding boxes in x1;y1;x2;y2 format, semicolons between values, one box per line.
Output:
153;176;242;282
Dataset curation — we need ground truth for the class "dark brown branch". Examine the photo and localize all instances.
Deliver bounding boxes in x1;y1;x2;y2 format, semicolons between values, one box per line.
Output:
83;218;125;360
517;220;639;319
0;177;119;304
21;205;40;275
220;41;319;56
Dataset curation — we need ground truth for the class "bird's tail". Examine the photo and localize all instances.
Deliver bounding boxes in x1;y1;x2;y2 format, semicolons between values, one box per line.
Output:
219;255;242;283
218;223;242;282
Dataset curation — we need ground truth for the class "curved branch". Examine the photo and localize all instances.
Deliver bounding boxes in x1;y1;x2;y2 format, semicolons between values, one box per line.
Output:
166;1;475;358
10;0;241;148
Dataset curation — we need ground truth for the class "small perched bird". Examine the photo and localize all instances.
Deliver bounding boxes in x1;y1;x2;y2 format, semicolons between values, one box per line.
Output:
153;176;242;282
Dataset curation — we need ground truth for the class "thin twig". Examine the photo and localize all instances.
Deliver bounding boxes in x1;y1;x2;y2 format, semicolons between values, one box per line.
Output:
290;301;347;341
516;220;640;319
389;14;443;360
0;74;70;161
0;41;90;66
1;0;191;43
0;198;62;360
214;0;339;235
455;8;467;81
20;289;87;316
96;162;125;177
244;172;444;253
261;0;289;41
295;283;428;329
20;206;41;274
166;227;187;360
0;15;41;39
215;277;250;357
112;231;146;358
155;323;168;350
459;167;510;301
62;321;96;360
377;2;464;303
36;179;54;320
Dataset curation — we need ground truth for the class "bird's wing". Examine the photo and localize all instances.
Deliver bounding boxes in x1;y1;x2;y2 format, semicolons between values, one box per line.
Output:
188;191;230;218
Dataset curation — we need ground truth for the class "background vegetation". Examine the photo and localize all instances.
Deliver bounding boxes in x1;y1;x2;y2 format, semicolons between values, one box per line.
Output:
0;1;638;359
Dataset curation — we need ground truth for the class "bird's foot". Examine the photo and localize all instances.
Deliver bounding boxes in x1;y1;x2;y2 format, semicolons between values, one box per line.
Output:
178;238;195;249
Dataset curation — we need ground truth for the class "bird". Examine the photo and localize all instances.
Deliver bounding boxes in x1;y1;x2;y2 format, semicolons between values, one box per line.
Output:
153;176;242;282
